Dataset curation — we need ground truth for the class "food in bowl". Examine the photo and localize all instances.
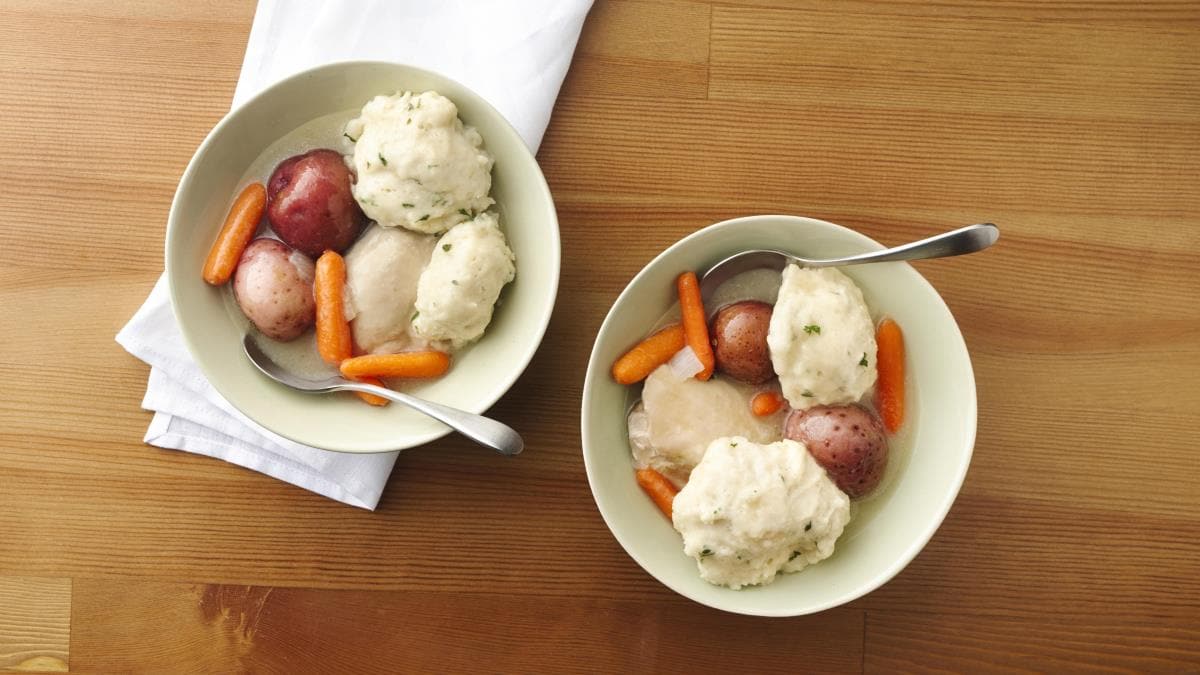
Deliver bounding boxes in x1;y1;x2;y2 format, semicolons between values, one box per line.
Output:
769;266;877;407
627;366;782;487
411;212;515;349
231;237;317;341
345;91;494;234
200;90;515;404
610;265;907;589
342;224;434;355
673;437;851;589
266;148;367;258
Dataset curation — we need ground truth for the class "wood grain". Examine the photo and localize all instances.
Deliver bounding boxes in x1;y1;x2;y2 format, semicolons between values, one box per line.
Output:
0;578;69;672
70;579;864;673
564;0;711;100
1;0;1199;671
865;610;1200;673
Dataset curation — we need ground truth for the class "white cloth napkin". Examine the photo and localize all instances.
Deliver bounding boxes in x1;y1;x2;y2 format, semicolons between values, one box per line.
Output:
116;0;591;510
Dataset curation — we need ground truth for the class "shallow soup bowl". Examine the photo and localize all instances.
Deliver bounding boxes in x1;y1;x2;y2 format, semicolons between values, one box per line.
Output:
581;215;977;616
166;61;559;453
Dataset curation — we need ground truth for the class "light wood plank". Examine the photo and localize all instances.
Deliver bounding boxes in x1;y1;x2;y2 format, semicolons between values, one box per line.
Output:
540;97;1199;217
709;4;1200;122
709;0;1200;28
0;578;70;672
561;0;711;100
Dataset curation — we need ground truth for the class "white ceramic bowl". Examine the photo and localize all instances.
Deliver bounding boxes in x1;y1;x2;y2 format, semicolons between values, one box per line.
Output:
581;215;976;616
166;62;559;453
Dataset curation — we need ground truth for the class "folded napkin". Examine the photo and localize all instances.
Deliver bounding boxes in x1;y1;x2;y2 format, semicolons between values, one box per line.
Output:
116;0;591;509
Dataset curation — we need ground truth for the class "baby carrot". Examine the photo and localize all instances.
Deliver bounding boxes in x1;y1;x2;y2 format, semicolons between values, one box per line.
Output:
340;351;451;380
314;251;353;366
611;323;686;385
676;271;715;380
350;375;391;407
635;468;679;520
751;391;785;417
312;251;384;406
875;318;906;433
202;182;266;285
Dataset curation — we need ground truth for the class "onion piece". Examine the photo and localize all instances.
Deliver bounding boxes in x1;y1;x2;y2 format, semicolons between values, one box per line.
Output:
667;345;705;379
288;248;316;283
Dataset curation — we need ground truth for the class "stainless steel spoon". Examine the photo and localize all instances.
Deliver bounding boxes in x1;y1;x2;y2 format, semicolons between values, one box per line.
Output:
242;334;523;456
700;223;999;299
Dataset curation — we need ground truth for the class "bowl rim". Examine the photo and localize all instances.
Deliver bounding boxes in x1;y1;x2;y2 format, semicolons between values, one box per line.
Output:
580;214;977;616
166;60;561;453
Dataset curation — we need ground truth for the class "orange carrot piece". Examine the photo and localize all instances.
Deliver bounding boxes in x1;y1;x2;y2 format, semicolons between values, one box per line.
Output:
312;251;384;406
340;351;451;380
202;182;267;285
611;323;686;385
875;318;906;433
351;375;391;407
751;391;785;417
676;271;715;380
635;468;679;520
314;251;353;366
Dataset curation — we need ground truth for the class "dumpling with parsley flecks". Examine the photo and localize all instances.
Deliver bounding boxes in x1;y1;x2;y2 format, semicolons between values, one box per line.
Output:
344;90;493;235
768;266;877;409
412;212;515;350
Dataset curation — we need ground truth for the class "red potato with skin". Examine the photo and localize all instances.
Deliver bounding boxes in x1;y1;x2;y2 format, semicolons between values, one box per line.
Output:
267;149;366;258
784;403;888;498
233;238;316;341
709;300;774;384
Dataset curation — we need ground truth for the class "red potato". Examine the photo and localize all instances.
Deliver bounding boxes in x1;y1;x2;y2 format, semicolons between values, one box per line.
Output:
267;149;365;257
710;300;774;384
784;403;888;498
233;238;316;341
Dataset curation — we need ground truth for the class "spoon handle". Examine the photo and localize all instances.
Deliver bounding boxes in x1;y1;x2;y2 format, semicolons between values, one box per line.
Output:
341;382;524;456
804;223;999;267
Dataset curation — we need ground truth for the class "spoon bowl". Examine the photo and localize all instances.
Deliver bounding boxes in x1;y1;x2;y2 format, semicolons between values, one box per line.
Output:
242;335;524;456
700;223;998;299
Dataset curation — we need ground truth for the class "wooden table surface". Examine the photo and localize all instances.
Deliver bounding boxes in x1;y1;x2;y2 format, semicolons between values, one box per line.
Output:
3;0;1198;672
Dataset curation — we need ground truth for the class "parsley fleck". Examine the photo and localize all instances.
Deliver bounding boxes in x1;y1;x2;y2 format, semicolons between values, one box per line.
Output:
417;214;431;222
458;208;471;217
343;132;358;143
805;522;813;532
378;153;388;167
406;117;412;125
803;324;821;335
451;280;458;285
402;203;415;208
411;310;419;322
730;441;738;447
700;548;714;558
442;244;452;252
859;353;869;367
789;550;801;562
802;390;814;398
